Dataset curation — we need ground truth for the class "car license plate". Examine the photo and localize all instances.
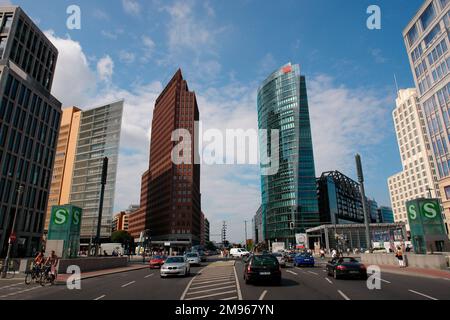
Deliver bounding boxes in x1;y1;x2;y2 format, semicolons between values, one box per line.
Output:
260;272;270;276
349;271;359;274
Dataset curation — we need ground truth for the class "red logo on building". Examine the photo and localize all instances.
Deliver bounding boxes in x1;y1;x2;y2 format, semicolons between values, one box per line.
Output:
282;65;292;74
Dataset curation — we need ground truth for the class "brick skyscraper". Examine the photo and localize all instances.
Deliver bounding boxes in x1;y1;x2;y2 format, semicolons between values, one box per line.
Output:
129;69;201;250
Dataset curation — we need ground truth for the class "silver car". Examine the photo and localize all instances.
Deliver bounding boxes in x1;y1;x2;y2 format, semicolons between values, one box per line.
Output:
272;252;286;267
185;252;201;266
160;256;190;278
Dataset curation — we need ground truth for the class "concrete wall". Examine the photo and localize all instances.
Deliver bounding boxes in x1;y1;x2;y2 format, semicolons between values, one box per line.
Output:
361;253;449;270
57;257;128;273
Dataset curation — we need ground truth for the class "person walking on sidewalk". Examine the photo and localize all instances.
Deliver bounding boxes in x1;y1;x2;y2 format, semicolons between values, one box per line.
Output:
395;246;405;268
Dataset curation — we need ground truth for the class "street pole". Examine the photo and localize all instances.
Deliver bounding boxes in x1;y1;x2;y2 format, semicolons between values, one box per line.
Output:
95;157;108;257
244;220;248;250
356;154;372;252
1;185;24;278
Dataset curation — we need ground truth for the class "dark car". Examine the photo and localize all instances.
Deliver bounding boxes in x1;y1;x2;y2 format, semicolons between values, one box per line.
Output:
244;254;281;285
326;257;367;280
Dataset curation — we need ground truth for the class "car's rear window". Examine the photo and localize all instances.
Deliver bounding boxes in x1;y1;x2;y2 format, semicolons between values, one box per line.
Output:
339;258;357;263
186;253;198;257
252;255;278;266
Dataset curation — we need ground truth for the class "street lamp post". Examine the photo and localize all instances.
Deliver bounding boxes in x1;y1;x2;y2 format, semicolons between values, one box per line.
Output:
355;154;372;252
244;220;248;250
1;185;24;278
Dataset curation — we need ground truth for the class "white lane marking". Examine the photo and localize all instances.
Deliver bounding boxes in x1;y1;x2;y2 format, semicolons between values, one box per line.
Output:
187;285;236;295
185;289;237;300
380;278;391;284
233;265;243;300
0;282;24;290
325;278;333;284
443;278;450;281
0;285;40;298
193;275;233;282
180;268;204;300
121;281;136;288
338;290;351;301
308;271;319;276
190;281;235;290
192;278;234;286
408;289;438;300
258;290;268;300
221;296;238;300
94;295;106;300
145;274;154;279
286;270;298;276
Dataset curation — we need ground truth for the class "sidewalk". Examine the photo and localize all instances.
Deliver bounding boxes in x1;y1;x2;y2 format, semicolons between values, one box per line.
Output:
55;264;148;285
378;264;450;280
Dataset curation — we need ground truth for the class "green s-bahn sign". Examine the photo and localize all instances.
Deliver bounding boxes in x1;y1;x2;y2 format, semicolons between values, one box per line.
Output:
48;205;83;258
406;199;446;254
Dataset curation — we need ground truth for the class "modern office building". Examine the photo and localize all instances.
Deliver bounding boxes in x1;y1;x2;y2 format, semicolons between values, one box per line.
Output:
44;101;123;242
112;205;138;233
0;6;62;257
134;69;201;250
387;89;441;230
257;63;319;246
204;218;210;243
317;171;367;225
403;0;450;234
378;206;395;224
44;107;81;231
200;211;205;246
253;205;264;244
368;199;379;223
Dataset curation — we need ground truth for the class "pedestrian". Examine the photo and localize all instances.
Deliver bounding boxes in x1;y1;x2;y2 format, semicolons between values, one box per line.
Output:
395;246;405;268
319;248;325;260
331;249;337;259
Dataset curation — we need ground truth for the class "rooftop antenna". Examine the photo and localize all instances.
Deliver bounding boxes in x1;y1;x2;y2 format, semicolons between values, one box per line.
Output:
394;73;399;93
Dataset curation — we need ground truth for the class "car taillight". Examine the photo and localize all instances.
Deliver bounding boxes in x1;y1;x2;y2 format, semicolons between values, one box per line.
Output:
360;264;366;270
247;264;252;272
336;265;346;271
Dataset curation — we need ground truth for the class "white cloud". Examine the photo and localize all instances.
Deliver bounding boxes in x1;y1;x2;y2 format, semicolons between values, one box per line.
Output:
119;50;136;64
97;55;114;82
93;9;110;21
141;35;155;62
308;74;391;175
122;0;141;16
45;30;97;107
370;48;387;64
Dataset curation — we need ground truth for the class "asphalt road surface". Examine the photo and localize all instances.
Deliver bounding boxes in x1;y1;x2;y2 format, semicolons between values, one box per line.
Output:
1;259;450;300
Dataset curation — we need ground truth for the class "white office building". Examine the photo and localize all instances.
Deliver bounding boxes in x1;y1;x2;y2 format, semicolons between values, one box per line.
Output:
388;88;440;230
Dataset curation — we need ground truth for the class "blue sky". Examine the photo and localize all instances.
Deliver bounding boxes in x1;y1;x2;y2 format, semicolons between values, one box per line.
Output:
4;0;425;242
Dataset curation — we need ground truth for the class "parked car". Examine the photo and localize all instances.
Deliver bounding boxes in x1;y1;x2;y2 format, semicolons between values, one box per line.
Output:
326;257;367;280
160;256;190;278
185;252;201;266
230;248;250;258
244;254;281;285
272;252;286;268
294;253;315;267
149;255;166;269
285;252;296;263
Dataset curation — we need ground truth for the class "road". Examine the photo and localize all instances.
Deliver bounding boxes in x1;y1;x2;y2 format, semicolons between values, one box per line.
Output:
0;258;449;300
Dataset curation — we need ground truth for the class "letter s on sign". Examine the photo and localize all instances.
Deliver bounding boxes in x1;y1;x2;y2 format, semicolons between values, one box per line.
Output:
423;203;437;219
408;205;417;220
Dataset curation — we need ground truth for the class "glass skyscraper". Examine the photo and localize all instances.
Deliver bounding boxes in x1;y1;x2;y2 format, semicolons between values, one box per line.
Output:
257;63;319;246
69;101;123;240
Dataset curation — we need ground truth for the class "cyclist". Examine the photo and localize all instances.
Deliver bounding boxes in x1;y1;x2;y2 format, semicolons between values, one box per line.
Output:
44;250;59;279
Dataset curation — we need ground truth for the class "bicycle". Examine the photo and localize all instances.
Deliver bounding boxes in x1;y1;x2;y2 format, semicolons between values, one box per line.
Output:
0;259;20;279
25;264;43;285
39;265;57;286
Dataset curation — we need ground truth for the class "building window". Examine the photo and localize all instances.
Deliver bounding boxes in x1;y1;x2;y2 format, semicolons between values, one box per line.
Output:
421;3;437;31
445;186;450;200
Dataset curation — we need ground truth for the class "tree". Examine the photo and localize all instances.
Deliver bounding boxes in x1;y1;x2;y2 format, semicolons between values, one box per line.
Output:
205;241;217;251
111;230;133;245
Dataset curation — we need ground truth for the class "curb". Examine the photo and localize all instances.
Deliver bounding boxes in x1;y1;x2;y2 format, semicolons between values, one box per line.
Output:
55;265;149;285
380;267;450;280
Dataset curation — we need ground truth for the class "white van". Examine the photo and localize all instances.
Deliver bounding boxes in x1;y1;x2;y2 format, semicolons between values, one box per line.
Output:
230;248;250;258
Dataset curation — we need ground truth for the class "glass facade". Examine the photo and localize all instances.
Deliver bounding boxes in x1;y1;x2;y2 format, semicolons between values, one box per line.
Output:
0;7;61;257
257;63;319;246
69;101;123;239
